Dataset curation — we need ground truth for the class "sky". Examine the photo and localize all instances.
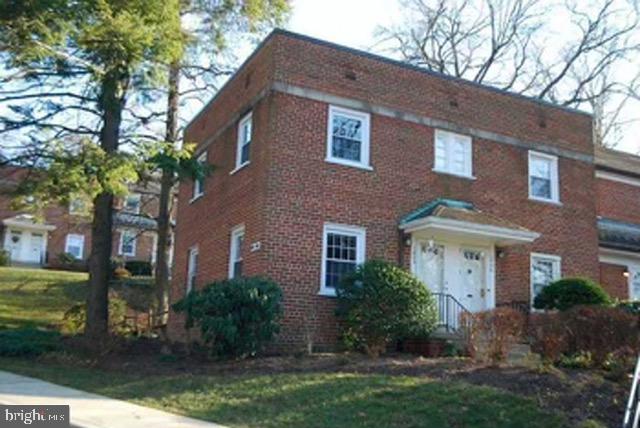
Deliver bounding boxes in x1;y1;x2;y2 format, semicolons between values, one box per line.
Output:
282;0;639;155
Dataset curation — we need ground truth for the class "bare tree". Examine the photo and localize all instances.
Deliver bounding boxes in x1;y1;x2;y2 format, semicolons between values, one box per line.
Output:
377;0;640;147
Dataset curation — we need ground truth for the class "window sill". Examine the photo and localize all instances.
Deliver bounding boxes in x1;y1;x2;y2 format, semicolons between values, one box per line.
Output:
189;193;204;204
230;162;250;175
325;158;373;171
318;289;337;298
432;168;476;180
528;196;562;206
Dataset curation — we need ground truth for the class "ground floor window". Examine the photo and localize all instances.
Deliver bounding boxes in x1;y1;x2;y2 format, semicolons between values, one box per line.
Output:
186;246;198;293
630;266;640;300
530;253;561;305
65;234;84;259
119;230;137;257
229;225;245;279
320;223;366;296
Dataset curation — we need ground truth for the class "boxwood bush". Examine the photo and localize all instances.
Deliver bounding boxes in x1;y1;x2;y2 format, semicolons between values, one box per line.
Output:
335;260;438;357
0;328;62;357
173;276;283;358
533;277;611;311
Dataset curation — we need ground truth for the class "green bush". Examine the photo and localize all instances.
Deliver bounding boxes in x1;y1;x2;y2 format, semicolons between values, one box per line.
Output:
335;260;438;357
533;277;611;311
0;249;10;266
125;261;153;276
61;295;131;336
0;328;61;357
617;300;640;315
173;276;283;358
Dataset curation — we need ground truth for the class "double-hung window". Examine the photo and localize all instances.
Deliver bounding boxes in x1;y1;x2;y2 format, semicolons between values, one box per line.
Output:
530;253;561;306
69;198;87;215
123;193;141;214
528;151;559;203
192;152;207;200
229;225;245;279
433;130;473;178
65;234;84;259
119;230;137;257
320;223;366;296
326;106;371;169
186;246;198;293
235;112;252;170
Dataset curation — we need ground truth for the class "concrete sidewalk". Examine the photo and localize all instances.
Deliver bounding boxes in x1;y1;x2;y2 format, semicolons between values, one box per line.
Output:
0;370;226;428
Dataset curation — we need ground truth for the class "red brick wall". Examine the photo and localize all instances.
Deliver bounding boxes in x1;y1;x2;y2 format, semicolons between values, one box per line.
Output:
596;177;640;224
599;262;628;300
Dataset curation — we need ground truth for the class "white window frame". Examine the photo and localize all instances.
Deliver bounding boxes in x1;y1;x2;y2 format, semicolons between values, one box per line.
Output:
433;129;474;179
233;112;252;171
68;198;87;215
191;152;207;201
123;193;141;214
119;230;137;257
228;225;245;279
64;234;84;259
326;105;372;170
528;151;560;203
320;223;366;297
186;246;198;294
530;253;562;307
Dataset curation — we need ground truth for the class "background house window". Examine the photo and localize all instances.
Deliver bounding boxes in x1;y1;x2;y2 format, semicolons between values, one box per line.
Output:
434;130;473;177
193;152;207;199
119;230;137;256
69;198;87;215
229;225;245;279
236;112;252;168
529;151;559;202
123;193;141;214
327;106;371;169
64;234;84;259
321;223;366;295
186;246;198;293
530;253;561;305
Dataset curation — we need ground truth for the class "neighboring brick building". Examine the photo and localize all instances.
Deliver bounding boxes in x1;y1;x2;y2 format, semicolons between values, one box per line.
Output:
595;146;640;300
169;29;603;350
0;166;161;269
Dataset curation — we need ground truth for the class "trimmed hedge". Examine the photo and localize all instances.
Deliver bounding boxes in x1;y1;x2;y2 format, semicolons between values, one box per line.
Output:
0;328;61;357
533;277;611;311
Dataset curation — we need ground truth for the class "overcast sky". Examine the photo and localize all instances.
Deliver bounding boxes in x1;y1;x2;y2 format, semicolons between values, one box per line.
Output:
284;0;639;155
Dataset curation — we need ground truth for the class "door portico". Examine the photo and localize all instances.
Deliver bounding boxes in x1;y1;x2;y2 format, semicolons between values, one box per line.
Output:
2;215;56;265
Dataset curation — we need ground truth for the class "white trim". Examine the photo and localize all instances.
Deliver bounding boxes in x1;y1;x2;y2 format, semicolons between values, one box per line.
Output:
319;222;366;297
432;168;477;180
235;112;253;170
191;152;207;202
326;105;371;170
118;230;137;257
596;170;640;188
64;234;85;259
186;245;199;294
599;247;640;264
2;217;56;232
228;224;245;279
530;253;562;307
433;129;473;178
528;150;560;203
123;193;141;214
229;161;251;175
400;216;539;244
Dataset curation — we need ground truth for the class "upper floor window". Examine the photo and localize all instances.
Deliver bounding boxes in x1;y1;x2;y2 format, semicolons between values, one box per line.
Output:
529;151;559;203
123;193;141;214
192;152;206;200
326;106;371;170
433;130;473;178
320;223;366;296
186;246;198;294
530;253;561;306
69;198;87;215
119;230;137;257
228;225;245;279
235;112;252;170
65;234;84;259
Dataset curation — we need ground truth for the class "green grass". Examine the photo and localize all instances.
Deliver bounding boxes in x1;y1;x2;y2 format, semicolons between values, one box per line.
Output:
0;267;87;329
0;358;567;428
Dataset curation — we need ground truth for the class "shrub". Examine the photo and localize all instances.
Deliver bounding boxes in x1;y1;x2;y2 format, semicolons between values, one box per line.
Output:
0;328;61;357
173;276;283;358
463;307;526;363
533;277;611;311
57;252;77;266
61;294;131;336
617;300;640;316
113;267;131;279
0;249;10;266
125;260;153;277
335;260;438;357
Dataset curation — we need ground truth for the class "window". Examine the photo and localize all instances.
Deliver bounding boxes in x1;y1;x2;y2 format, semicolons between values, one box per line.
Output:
326;106;371;169
433;130;473;178
228;225;245;279
530;253;561;306
235;112;252;169
186;246;198;293
69;198;87;215
320;223;366;296
192;152;206;200
529;151;559;203
119;230;137;256
65;234;84;259
123;193;141;214
630;266;640;301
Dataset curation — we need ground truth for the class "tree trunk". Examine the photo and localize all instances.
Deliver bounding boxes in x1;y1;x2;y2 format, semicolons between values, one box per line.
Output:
85;73;126;347
154;62;180;337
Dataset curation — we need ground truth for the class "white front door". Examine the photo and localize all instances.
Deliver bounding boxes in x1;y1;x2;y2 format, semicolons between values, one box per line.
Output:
7;230;23;261
413;241;445;292
27;232;44;264
458;248;487;312
3;228;46;264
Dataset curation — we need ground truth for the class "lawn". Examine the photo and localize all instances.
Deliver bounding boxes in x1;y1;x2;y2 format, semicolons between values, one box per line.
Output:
0;267;87;329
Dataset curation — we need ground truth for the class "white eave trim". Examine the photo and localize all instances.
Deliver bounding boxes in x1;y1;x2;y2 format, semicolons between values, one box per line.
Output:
596;170;640;188
400;216;540;243
2;218;56;231
599;247;640;264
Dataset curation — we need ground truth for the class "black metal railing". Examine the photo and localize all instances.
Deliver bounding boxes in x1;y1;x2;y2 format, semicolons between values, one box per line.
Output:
433;292;472;333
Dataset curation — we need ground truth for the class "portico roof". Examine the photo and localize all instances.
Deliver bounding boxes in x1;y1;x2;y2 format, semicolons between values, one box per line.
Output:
399;199;539;245
598;217;640;253
2;214;56;231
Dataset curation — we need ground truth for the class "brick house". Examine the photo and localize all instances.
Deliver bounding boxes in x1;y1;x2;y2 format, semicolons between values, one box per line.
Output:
596;146;640;300
0;166;162;269
169;29;607;349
